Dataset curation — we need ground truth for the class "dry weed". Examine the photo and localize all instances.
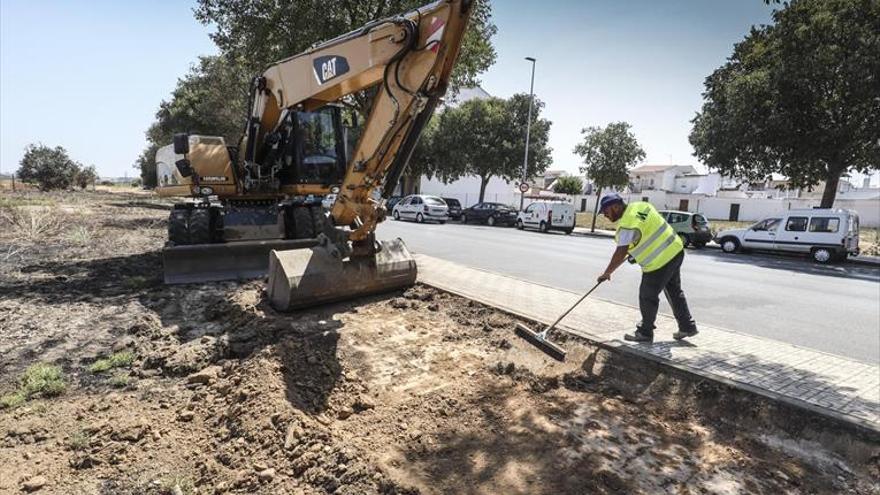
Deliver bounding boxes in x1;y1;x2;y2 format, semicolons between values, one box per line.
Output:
0;205;64;242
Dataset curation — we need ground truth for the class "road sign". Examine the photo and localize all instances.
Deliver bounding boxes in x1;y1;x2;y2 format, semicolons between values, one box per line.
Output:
519;182;529;193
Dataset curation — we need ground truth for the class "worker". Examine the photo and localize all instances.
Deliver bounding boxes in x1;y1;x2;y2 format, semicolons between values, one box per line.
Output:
596;193;698;343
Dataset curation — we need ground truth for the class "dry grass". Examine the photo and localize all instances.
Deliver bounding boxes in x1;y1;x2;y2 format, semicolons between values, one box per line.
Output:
575;212;618;231
0;206;64;242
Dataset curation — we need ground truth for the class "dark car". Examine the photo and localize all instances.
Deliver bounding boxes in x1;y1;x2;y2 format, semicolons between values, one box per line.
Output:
442;197;462;220
385;196;403;211
461;202;517;226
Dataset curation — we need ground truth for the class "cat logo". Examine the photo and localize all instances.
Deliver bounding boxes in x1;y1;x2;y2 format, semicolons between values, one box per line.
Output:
636;209;649;221
312;55;350;85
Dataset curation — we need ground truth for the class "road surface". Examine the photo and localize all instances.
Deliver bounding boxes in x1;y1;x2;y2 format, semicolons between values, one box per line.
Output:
378;219;880;363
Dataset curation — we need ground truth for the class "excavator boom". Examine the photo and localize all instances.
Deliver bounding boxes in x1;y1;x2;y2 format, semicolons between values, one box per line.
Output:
158;0;474;310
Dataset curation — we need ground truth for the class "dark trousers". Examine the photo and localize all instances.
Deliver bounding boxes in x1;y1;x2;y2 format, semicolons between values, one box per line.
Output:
637;251;696;337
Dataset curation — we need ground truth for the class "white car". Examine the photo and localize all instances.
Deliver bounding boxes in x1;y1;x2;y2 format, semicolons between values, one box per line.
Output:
516;200;575;234
392;194;448;223
321;193;337;210
715;208;860;263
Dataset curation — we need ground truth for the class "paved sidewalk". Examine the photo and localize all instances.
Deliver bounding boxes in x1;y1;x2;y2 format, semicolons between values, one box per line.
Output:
415;254;880;430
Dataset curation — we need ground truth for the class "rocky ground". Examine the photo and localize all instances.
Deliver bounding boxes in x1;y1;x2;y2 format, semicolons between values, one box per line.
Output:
0;191;877;494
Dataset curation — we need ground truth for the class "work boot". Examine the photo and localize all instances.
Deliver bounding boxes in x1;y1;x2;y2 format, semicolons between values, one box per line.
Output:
623;331;653;343
673;328;699;340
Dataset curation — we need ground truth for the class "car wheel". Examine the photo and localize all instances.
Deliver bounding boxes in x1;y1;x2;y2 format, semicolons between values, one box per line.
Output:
679;233;691;248
539;221;548;233
487;215;496;227
720;237;740;253
564;228;573;235
439;221;446;225
516;220;524;230
461;214;468;224
811;247;833;264
416;213;424;223
393;210;400;220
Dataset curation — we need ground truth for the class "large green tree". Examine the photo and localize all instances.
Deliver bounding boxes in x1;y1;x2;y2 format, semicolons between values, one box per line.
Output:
17;144;83;191
193;0;497;92
431;94;552;202
552;176;583;196
574;122;645;232
690;0;880;207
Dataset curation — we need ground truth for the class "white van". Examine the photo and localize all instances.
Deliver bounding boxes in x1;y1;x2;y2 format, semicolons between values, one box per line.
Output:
715;208;860;263
516;200;576;234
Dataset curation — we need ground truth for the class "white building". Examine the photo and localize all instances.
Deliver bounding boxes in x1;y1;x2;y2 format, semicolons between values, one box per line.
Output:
628;165;699;192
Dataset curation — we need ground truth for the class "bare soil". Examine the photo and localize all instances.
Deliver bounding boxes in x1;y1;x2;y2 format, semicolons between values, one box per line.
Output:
1;192;877;494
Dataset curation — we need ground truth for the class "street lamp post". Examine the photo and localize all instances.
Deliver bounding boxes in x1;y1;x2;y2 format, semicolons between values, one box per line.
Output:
520;57;536;211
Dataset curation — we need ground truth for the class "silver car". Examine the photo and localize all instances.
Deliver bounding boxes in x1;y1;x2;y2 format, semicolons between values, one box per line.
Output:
392;195;448;223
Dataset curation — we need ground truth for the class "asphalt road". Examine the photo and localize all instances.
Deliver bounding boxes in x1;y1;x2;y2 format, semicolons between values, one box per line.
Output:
377;219;880;364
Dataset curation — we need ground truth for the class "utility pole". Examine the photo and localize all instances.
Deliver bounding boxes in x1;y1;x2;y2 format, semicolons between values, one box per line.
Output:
520;57;536;212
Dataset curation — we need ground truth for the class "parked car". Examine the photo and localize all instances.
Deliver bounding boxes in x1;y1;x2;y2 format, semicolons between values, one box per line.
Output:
321;193;337;210
658;210;712;248
516;200;575;234
442;197;462;220
392;194;448;223
460;202;517;226
714;208;860;263
385;196;403;211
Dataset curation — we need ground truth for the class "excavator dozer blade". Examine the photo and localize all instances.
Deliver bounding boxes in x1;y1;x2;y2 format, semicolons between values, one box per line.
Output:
164;239;319;284
267;238;417;311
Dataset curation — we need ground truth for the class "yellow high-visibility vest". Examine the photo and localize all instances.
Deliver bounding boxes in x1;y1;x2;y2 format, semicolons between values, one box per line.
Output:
615;202;683;272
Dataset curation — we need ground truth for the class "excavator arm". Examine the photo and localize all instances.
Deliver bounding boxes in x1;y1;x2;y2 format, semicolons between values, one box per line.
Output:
247;0;473;242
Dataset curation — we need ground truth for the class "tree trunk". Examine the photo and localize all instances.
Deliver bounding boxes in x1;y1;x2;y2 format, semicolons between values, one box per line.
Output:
478;175;491;203
590;187;603;233
819;171;841;208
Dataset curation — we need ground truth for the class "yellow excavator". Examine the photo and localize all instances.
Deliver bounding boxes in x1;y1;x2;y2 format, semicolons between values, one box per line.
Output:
155;0;473;310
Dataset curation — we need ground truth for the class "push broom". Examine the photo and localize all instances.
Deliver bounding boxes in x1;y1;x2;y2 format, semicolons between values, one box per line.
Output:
514;280;605;361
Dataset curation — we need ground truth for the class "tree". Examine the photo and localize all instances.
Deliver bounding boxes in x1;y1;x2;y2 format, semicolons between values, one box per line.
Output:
431;95;552;202
17;144;83;191
552;176;583;196
690;0;880;208
574;122;645;232
75;165;98;189
193;0;497;95
135;55;250;188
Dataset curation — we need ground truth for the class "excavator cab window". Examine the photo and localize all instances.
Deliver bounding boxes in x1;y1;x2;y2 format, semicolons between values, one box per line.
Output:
291;106;347;185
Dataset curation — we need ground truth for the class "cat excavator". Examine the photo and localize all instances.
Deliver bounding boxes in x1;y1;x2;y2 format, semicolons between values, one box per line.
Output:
155;0;473;310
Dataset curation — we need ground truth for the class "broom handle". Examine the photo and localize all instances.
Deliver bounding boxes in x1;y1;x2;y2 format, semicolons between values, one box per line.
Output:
545;280;604;333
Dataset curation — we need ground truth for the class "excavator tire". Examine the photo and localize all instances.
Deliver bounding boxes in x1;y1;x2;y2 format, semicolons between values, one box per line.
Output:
310;206;327;236
168;209;190;245
188;208;212;244
293;207;314;239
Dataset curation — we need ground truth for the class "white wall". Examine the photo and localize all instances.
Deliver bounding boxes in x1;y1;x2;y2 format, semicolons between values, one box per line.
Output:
577;191;880;227
419;175;520;208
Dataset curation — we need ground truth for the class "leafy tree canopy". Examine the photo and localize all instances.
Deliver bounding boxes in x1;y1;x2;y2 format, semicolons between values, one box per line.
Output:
427;94;552;202
17;144;84;191
690;0;880;207
552;175;583;196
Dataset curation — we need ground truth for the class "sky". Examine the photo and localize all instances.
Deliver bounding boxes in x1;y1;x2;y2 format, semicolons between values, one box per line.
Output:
1;0;877;186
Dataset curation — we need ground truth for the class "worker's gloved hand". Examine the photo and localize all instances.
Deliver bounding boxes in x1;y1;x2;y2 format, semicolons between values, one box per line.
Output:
597;273;611;283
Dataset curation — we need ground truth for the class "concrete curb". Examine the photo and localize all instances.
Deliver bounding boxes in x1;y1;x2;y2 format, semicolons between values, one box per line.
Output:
418;276;880;438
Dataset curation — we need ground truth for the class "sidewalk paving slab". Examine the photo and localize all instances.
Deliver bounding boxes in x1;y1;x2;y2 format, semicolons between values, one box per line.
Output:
415;254;880;431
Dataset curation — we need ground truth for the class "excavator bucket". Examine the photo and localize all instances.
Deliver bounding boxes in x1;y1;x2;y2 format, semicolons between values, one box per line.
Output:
267;238;417;311
163;239;318;284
